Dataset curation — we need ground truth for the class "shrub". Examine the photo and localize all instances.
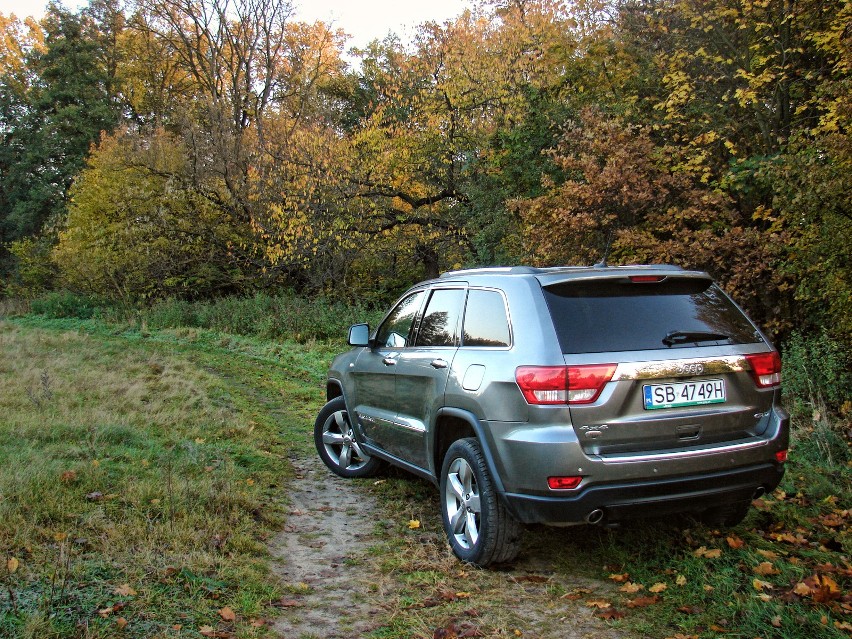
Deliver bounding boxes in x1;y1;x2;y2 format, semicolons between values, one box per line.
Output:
782;331;851;414
29;290;105;319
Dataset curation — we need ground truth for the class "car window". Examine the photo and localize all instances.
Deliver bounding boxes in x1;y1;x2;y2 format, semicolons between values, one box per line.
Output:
462;289;511;347
543;278;761;354
415;289;465;347
375;291;425;348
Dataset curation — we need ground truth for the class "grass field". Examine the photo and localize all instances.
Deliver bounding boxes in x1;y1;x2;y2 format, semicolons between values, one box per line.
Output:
0;315;849;639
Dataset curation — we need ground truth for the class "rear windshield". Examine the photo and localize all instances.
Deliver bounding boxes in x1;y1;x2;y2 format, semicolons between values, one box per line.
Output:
543;277;762;354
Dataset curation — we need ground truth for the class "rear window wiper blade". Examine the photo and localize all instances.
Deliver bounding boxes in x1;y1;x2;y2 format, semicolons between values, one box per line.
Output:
663;330;730;347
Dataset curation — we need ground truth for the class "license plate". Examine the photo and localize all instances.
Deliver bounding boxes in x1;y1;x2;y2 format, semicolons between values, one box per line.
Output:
643;379;726;410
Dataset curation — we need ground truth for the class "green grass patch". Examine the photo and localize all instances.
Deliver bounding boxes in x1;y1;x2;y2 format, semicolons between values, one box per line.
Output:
0;317;332;638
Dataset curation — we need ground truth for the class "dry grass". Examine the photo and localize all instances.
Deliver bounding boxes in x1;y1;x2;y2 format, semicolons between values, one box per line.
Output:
0;321;295;638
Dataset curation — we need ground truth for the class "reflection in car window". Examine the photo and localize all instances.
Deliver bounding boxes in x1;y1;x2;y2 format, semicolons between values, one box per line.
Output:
375;291;425;348
415;289;465;347
543;279;759;354
462;290;511;347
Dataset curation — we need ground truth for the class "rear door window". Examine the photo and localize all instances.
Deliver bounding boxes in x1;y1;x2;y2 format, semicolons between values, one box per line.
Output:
462;289;511;347
543;278;761;354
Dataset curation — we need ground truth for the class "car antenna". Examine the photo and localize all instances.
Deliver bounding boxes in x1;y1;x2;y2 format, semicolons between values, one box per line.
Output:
593;229;614;268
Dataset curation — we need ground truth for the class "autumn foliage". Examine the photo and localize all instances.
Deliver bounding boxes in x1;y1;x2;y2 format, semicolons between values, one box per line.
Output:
0;0;848;350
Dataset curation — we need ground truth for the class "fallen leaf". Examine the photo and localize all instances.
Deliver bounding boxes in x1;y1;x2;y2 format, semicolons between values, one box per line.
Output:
649;583;667;593
408;520;421;530
703;584;715;592
114;584;137;597
608;573;630;582
693;546;722;558
752;578;773;591
199;626;232;638
7;557;19;574
726;535;744;549
665;634;698;639
250;619;266;627
275;598;303;608
585;599;612;609
753;562;779;576
596;608;626;620
195;438;205;444
709;624;728;632
86;492;104;501
98;607;114;618
835;621;852;631
756;549;779;560
676;575;687;586
619;582;644;593
60;471;77;483
218;606;236;622
771;616;782;628
627;595;661;608
116;617;128;630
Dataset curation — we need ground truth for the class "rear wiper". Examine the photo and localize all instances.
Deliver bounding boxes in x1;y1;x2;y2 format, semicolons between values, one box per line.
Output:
662;330;730;347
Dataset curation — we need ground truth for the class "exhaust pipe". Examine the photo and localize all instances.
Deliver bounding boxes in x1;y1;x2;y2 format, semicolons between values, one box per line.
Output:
753;486;766;500
585;509;605;525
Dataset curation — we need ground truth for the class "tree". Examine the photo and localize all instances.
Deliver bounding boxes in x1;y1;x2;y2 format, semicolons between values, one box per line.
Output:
54;128;253;300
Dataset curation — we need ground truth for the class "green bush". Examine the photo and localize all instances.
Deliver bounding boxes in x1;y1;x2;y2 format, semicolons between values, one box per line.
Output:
782;331;851;413
142;292;384;343
29;290;105;319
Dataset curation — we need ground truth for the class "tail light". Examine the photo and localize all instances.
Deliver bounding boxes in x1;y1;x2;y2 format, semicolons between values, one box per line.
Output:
745;352;781;388
516;364;617;405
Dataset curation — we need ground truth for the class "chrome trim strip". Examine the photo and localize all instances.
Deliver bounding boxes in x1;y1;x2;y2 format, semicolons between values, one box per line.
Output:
612;356;748;381
597;438;767;464
355;411;425;433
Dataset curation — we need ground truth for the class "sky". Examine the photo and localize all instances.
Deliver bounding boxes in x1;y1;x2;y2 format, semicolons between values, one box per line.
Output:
0;0;473;49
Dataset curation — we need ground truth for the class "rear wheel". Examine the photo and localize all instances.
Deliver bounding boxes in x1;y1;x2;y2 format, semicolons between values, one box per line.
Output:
440;438;521;566
314;396;383;478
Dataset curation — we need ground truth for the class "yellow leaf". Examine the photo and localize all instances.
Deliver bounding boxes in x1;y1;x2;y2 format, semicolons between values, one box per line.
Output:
408;520;420;529
753;578;772;591
753;562;779;576
609;572;630;582
586;599;612;608
676;575;687;586
218;606;236;621
649;583;667;593
619;581;644;593
195;438;205;444
7;557;19;574
114;584;137;597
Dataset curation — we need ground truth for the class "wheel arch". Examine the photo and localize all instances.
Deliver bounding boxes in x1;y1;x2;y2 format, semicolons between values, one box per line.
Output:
433;407;507;496
326;379;344;401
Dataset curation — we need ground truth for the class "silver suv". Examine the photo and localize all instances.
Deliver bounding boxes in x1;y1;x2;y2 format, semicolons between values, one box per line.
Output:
314;265;789;566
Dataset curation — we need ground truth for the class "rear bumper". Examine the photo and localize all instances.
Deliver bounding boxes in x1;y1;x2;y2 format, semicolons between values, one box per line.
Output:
502;462;785;525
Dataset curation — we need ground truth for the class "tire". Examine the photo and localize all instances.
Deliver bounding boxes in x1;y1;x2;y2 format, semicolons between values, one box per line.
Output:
697;500;751;527
314;396;383;478
439;438;522;566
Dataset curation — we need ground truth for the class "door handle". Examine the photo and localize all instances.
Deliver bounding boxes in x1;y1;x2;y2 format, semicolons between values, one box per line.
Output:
382;357;397;366
430;358;448;369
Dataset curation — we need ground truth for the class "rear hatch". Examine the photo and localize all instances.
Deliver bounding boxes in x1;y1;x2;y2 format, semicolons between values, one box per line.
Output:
541;272;780;456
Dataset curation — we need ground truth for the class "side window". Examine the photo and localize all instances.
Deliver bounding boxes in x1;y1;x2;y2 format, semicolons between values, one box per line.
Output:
415;289;465;348
462;289;511;347
375;291;425;348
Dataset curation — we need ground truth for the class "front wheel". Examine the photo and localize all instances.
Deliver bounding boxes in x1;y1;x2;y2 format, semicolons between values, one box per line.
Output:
440;438;521;566
314;396;383;478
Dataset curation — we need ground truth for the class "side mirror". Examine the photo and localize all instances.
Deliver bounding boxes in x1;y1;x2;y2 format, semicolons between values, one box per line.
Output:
348;323;371;347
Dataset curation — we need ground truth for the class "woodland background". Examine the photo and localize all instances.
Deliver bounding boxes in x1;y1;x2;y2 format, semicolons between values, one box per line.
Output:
0;0;849;407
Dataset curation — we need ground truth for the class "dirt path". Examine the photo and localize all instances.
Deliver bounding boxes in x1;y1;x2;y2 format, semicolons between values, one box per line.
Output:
270;452;632;639
270;455;386;638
